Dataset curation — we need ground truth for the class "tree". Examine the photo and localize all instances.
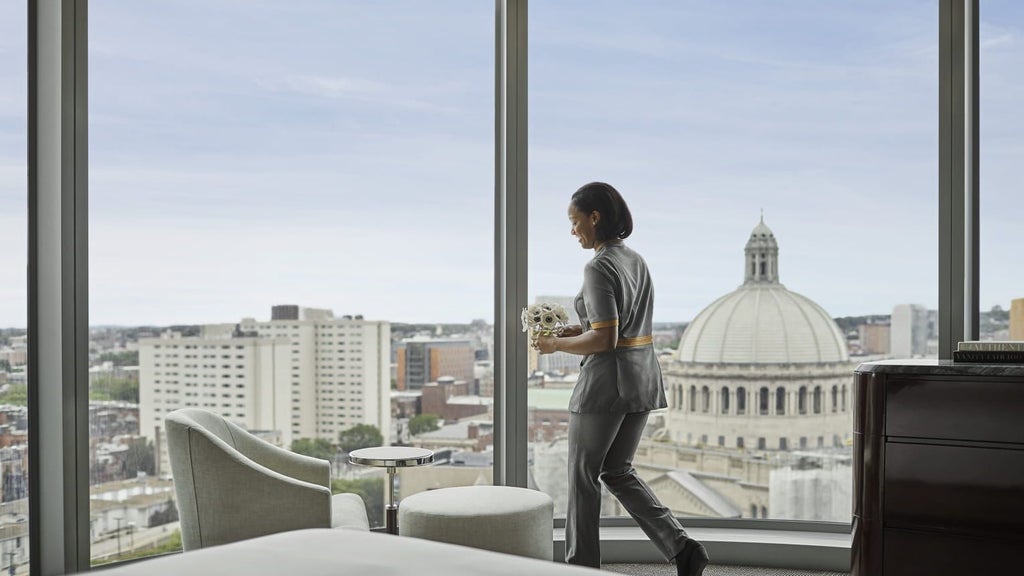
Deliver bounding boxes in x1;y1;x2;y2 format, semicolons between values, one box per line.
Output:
408;414;440;436
97;350;139;366
337;424;383;453
331;477;384;528
90;376;139;403
148;498;179;527
125;438;156;478
0;383;28;406
290;437;337;461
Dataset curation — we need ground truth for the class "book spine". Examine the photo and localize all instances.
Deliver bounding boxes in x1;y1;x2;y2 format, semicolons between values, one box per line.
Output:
957;341;1024;352
953;350;1024;363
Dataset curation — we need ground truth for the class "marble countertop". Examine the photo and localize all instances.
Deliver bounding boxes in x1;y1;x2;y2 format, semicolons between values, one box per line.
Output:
855;358;1024;377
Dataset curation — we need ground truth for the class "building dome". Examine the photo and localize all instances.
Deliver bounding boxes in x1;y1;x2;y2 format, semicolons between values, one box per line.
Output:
677;217;849;365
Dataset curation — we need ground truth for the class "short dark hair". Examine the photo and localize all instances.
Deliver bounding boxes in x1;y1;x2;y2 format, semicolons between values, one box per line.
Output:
570;182;633;242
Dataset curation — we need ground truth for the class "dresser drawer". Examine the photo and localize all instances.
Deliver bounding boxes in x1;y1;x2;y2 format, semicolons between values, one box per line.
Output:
886;377;1024;443
884;441;1024;531
883;528;1023;576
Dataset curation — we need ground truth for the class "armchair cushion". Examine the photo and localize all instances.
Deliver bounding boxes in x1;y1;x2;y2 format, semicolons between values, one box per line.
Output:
331;493;370;530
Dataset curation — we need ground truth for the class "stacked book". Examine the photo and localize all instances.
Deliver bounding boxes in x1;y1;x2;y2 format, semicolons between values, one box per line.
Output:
953;340;1024;363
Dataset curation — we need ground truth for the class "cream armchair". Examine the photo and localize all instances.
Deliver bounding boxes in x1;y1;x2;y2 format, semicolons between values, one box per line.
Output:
165;408;369;550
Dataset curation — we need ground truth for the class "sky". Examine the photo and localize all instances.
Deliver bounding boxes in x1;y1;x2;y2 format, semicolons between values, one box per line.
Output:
0;0;1021;327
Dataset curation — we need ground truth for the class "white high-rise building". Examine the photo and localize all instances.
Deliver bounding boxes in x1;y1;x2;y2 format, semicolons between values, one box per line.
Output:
238;308;391;443
890;304;929;358
139;330;292;476
140;306;391;474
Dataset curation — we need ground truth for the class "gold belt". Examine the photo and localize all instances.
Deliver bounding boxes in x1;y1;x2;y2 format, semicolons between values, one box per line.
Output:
617;335;653;348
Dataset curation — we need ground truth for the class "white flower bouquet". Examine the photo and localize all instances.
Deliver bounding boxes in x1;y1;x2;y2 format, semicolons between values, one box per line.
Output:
521;302;570;340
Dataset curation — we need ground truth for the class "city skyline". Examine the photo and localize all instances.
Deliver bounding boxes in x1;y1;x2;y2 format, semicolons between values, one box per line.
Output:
0;301;945;332
1;1;1022;327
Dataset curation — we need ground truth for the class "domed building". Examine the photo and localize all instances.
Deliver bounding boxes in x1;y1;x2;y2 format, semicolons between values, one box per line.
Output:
661;217;855;453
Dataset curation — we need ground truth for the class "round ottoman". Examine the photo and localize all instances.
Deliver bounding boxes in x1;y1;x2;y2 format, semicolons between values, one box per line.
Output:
398;486;553;560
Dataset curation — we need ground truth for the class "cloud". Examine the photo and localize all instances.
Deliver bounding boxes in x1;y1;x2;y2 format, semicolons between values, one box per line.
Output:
264;75;386;99
982;32;1015;50
88;215;493;326
256;74;463;115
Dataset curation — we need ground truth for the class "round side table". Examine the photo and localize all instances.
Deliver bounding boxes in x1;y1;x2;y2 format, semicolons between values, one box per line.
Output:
348;446;434;534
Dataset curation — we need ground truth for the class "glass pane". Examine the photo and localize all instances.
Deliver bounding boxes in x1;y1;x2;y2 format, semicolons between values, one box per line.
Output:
0;2;29;573
980;1;1024;341
90;2;491;562
529;1;937;523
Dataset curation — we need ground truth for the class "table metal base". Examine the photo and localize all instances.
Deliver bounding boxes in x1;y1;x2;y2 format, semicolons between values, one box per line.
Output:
386;504;398;535
386;467;398;534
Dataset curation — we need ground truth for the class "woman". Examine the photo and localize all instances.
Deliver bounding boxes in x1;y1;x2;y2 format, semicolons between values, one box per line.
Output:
534;182;709;576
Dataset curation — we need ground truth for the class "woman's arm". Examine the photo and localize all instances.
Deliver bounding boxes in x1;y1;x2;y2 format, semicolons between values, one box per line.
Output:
558;324;584;337
535;326;616;355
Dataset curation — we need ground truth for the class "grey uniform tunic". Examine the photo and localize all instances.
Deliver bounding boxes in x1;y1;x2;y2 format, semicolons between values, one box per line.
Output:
570;240;667;414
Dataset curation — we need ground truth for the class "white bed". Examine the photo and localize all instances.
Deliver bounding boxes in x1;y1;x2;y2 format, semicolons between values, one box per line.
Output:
94;528;604;576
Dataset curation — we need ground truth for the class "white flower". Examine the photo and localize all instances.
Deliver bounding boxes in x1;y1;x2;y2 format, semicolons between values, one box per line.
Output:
541;313;557;330
521;302;570;336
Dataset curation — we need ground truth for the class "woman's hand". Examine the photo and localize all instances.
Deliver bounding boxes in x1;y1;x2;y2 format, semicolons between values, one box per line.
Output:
534;334;559;354
558;324;584;337
533;326;614;356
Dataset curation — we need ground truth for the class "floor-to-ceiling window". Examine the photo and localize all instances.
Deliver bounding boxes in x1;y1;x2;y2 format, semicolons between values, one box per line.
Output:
980;1;1024;340
88;1;492;563
528;0;937;522
21;0;998;570
0;2;29;573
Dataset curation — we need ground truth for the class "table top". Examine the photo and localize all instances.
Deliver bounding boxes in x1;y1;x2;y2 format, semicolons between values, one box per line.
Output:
348;446;434;467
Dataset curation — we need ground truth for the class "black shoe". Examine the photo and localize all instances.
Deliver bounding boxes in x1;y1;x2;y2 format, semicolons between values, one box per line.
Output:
674;539;709;576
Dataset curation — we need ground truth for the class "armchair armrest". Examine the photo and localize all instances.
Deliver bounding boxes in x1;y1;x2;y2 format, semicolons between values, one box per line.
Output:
186;428;332;548
229;425;331;489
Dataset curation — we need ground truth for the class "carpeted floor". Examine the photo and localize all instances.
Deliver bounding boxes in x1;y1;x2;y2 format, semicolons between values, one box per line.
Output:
603;564;847;576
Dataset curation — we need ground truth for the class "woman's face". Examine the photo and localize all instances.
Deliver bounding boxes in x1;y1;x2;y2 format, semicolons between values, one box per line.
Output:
568;203;600;250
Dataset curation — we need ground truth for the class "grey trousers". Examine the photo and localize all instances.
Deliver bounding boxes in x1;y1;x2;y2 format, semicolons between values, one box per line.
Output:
565;411;689;568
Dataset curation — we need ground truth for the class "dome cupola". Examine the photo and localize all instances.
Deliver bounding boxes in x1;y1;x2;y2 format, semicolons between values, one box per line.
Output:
676;217;849;365
744;212;779;284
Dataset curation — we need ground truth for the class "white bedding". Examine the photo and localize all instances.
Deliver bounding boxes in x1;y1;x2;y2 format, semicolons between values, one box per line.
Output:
94;528;604;576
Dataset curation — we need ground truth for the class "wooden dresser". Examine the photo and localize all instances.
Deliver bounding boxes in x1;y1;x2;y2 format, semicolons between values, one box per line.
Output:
852;360;1024;576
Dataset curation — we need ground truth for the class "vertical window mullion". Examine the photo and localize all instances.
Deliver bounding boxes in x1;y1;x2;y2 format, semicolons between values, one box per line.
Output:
28;0;91;572
494;0;528;487
938;0;979;359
